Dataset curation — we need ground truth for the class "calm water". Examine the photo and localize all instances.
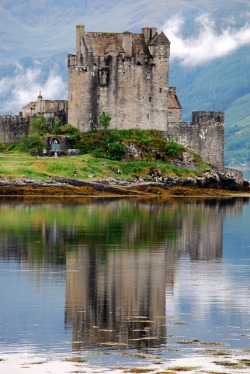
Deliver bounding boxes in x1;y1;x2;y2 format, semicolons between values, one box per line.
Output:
0;196;249;367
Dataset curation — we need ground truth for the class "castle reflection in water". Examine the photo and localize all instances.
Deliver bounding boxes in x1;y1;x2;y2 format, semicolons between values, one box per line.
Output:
63;198;247;350
0;197;248;351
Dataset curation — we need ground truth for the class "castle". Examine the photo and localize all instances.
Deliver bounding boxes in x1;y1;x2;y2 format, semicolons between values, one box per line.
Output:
68;25;224;165
0;92;68;144
22;91;68;124
0;24;224;166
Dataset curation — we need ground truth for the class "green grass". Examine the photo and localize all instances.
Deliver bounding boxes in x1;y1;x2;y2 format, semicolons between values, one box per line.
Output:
0;151;207;182
0;127;212;182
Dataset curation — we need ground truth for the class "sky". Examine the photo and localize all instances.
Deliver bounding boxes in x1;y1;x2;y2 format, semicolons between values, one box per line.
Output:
0;0;250;113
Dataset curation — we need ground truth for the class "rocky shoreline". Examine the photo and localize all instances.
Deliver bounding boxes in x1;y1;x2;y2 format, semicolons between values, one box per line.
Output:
0;167;249;197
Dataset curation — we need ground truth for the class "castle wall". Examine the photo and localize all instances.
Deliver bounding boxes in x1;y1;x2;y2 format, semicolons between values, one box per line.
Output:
0;115;29;144
69;55;169;132
166;111;224;166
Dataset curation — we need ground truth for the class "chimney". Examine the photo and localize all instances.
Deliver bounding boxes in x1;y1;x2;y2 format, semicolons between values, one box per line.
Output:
122;31;132;57
142;27;157;45
76;24;85;63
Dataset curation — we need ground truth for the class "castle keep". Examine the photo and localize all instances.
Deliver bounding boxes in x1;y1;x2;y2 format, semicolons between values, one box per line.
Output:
68;25;178;131
68;25;224;165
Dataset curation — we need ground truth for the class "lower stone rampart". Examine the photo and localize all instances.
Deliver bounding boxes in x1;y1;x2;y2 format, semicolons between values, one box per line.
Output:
0;111;224;167
166;111;224;166
0;115;29;144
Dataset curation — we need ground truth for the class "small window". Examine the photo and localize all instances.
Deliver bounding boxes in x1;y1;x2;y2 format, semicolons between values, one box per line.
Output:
159;88;162;93
149;97;152;103
98;67;109;87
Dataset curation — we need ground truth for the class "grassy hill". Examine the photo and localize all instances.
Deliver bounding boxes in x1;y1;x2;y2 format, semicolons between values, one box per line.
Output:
0;129;210;182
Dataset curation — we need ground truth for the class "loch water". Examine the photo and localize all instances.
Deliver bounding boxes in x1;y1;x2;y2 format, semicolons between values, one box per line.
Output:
0;196;249;368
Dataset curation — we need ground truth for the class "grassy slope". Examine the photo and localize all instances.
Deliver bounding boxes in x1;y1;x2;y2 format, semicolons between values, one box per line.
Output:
0;129;210;181
0;152;205;182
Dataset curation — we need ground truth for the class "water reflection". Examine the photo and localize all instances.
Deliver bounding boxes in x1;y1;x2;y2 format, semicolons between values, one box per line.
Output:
0;197;249;354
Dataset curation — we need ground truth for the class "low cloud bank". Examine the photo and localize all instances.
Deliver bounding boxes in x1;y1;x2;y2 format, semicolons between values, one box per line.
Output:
163;14;250;66
0;62;67;115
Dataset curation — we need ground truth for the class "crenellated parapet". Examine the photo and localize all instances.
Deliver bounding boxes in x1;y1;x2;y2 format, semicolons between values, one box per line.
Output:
0;115;29;144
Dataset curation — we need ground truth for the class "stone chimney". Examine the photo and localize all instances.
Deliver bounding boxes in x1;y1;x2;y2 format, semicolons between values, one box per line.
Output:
122;31;133;57
142;27;157;45
76;24;85;64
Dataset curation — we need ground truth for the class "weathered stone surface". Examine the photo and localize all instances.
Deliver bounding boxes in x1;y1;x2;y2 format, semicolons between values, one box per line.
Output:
0;115;29;143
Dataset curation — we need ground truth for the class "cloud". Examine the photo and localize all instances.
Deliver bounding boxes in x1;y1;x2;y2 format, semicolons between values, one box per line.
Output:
162;14;250;66
0;63;67;114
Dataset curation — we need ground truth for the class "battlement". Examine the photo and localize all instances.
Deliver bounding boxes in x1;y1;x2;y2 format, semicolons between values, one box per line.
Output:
0;114;29;144
192;111;224;125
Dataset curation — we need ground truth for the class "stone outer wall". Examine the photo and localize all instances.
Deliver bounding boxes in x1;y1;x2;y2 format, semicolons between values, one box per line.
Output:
166;111;224;166
0;115;29;144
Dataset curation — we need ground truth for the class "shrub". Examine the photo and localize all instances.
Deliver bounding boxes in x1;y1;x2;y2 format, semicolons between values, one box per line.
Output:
106;142;128;160
21;134;45;156
30;116;50;136
165;142;182;157
98;112;111;130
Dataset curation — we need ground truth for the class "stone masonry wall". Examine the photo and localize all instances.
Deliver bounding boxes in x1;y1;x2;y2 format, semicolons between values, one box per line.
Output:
68;26;170;132
0;116;29;144
166;112;224;166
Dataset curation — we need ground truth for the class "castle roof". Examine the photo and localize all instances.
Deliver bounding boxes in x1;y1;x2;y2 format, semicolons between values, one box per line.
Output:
83;31;152;57
168;89;182;109
22;102;36;110
149;32;170;46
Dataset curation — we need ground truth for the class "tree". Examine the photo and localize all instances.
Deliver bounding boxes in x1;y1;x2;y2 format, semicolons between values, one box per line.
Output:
21;133;45;156
98;112;111;130
30;116;50;136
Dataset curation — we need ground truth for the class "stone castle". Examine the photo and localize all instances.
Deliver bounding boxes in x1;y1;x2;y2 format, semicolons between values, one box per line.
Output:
68;25;224;165
0;24;224;166
0;92;67;144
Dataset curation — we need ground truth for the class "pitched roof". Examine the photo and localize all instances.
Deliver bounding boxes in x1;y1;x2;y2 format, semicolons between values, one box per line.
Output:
83;32;151;57
168;93;182;109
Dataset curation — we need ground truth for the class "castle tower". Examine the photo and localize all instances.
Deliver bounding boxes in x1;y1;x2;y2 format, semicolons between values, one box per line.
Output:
68;25;171;132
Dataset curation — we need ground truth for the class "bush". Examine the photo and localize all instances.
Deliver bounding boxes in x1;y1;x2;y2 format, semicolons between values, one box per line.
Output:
21;134;45;156
98;112;111;130
30;116;50;136
165;142;182;157
106;142;128;160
